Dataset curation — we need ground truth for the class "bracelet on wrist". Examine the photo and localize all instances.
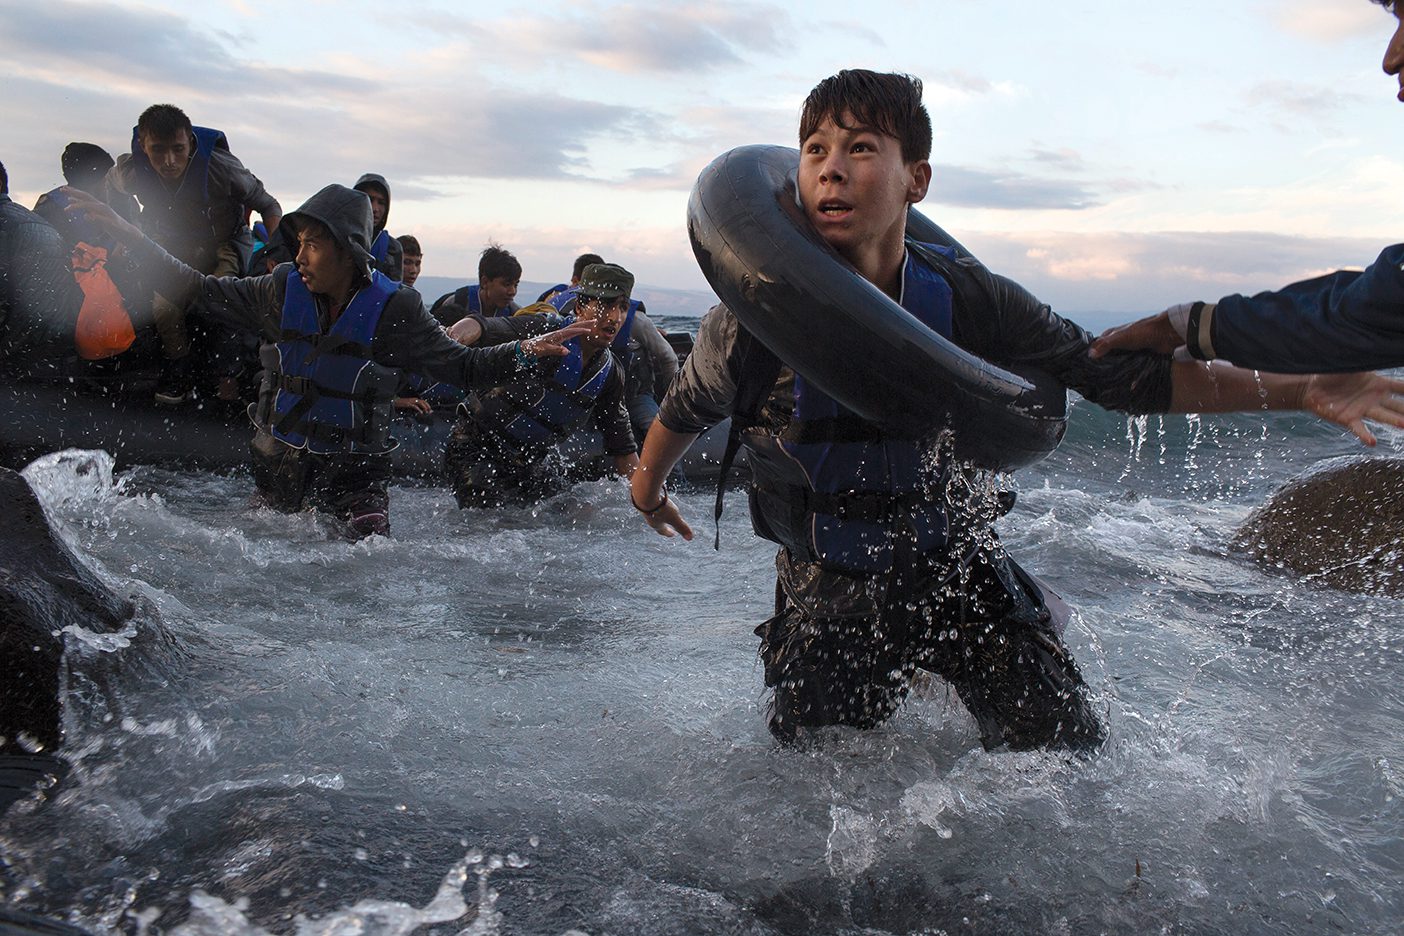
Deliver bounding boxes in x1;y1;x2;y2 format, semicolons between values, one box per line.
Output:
513;340;537;369
631;483;668;516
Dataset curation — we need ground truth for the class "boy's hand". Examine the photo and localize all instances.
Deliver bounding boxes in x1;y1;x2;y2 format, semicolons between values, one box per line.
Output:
523;324;592;357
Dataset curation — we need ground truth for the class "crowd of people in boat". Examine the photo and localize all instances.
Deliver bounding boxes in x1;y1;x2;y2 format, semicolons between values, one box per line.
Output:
0;103;683;538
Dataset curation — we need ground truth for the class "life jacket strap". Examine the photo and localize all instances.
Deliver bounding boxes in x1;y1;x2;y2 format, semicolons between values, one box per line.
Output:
780;414;885;445
752;478;934;525
714;327;784;550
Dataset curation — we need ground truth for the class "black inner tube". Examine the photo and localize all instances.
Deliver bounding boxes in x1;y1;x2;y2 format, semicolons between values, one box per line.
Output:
686;144;1067;471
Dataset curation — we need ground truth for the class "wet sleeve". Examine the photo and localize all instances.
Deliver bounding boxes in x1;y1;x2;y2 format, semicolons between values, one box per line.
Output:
1202;244;1404;373
123;234;281;336
632;311;679;398
214;149;281;218
656;303;741;434
593;365;638;455
380;235;404;282
475;313;562;347
372;291;516;389
958;267;1173;414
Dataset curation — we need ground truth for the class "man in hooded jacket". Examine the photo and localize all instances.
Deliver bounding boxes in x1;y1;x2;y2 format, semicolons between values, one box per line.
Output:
353;173;403;282
66;183;586;539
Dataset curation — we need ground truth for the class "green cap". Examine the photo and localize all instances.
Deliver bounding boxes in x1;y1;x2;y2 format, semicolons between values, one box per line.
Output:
578;262;634;301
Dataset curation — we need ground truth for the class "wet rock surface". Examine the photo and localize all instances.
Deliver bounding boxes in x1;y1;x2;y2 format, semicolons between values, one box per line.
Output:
1233;455;1404;597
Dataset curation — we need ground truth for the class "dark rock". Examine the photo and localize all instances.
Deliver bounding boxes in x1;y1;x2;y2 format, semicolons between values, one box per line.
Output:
1233;455;1404;598
0;466;132;810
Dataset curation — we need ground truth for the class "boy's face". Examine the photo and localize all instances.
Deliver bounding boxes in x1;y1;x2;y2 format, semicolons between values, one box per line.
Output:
401;252;422;286
480;275;519;310
798;113;930;263
363;187;389;229
1385;6;1404;102
574;295;629;351
294;225;354;297
139;132;193;183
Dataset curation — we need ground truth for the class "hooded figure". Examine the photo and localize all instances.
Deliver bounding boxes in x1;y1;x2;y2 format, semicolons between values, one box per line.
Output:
352;173;403;282
88;182;566;539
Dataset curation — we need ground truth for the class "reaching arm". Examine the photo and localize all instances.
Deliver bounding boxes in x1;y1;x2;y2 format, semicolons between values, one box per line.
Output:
1091;245;1404;373
1169;359;1404;446
612;452;640;478
630;423;699;539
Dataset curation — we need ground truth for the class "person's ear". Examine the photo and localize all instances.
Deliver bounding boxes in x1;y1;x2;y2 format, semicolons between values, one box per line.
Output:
907;160;931;204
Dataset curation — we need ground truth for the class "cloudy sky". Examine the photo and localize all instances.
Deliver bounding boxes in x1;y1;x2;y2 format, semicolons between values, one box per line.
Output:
2;0;1398;325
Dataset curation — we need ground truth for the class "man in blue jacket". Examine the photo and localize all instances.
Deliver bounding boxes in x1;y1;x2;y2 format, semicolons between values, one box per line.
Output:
1092;0;1404;373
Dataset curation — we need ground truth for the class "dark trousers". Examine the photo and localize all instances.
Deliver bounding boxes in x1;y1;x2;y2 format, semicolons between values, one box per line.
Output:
756;547;1105;752
444;417;568;509
249;430;391;539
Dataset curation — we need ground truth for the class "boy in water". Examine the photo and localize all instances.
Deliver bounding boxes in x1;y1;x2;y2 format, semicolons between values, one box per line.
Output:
630;70;1404;747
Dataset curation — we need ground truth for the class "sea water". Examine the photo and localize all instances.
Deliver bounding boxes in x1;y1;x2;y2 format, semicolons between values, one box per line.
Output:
2;399;1402;935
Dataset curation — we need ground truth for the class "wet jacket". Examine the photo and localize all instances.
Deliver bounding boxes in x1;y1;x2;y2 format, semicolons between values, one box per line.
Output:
743;245;958;574
1184;243;1404;373
659;243;1173;597
353;173;403;282
469;313;636;457
109;126;280;274
124;184;517;448
0;195;90;363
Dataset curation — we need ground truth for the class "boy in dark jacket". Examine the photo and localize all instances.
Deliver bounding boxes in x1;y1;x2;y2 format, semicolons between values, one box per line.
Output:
630;70;1404;748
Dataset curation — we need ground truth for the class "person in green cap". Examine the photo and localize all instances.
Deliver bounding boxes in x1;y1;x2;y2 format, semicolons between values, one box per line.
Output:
443;262;641;507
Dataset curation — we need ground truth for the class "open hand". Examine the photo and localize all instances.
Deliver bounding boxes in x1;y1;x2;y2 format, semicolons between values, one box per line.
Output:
630;480;693;540
1301;371;1404;446
523;324;592;357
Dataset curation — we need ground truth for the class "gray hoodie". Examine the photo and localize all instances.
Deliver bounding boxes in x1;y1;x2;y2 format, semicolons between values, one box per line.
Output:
353;173;403;282
128;183;515;434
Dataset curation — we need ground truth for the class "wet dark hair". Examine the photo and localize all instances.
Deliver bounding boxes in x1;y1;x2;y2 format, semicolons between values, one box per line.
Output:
61;142;114;185
0;160;7;196
799;70;932;163
396;234;422;257
572;252;604;280
479;244;521;282
137;104;194;143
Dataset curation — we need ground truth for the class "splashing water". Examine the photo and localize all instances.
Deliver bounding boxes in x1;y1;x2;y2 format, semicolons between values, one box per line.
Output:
2;399;1402;934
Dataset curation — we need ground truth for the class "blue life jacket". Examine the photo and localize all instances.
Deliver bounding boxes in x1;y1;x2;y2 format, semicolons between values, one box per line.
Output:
741;243;958;575
476;327;615;451
259;268;402;454
370;229;391;266
459;284;512;317
128;126;227;263
549;286;639;366
537;283;570;303
399;371;467;408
